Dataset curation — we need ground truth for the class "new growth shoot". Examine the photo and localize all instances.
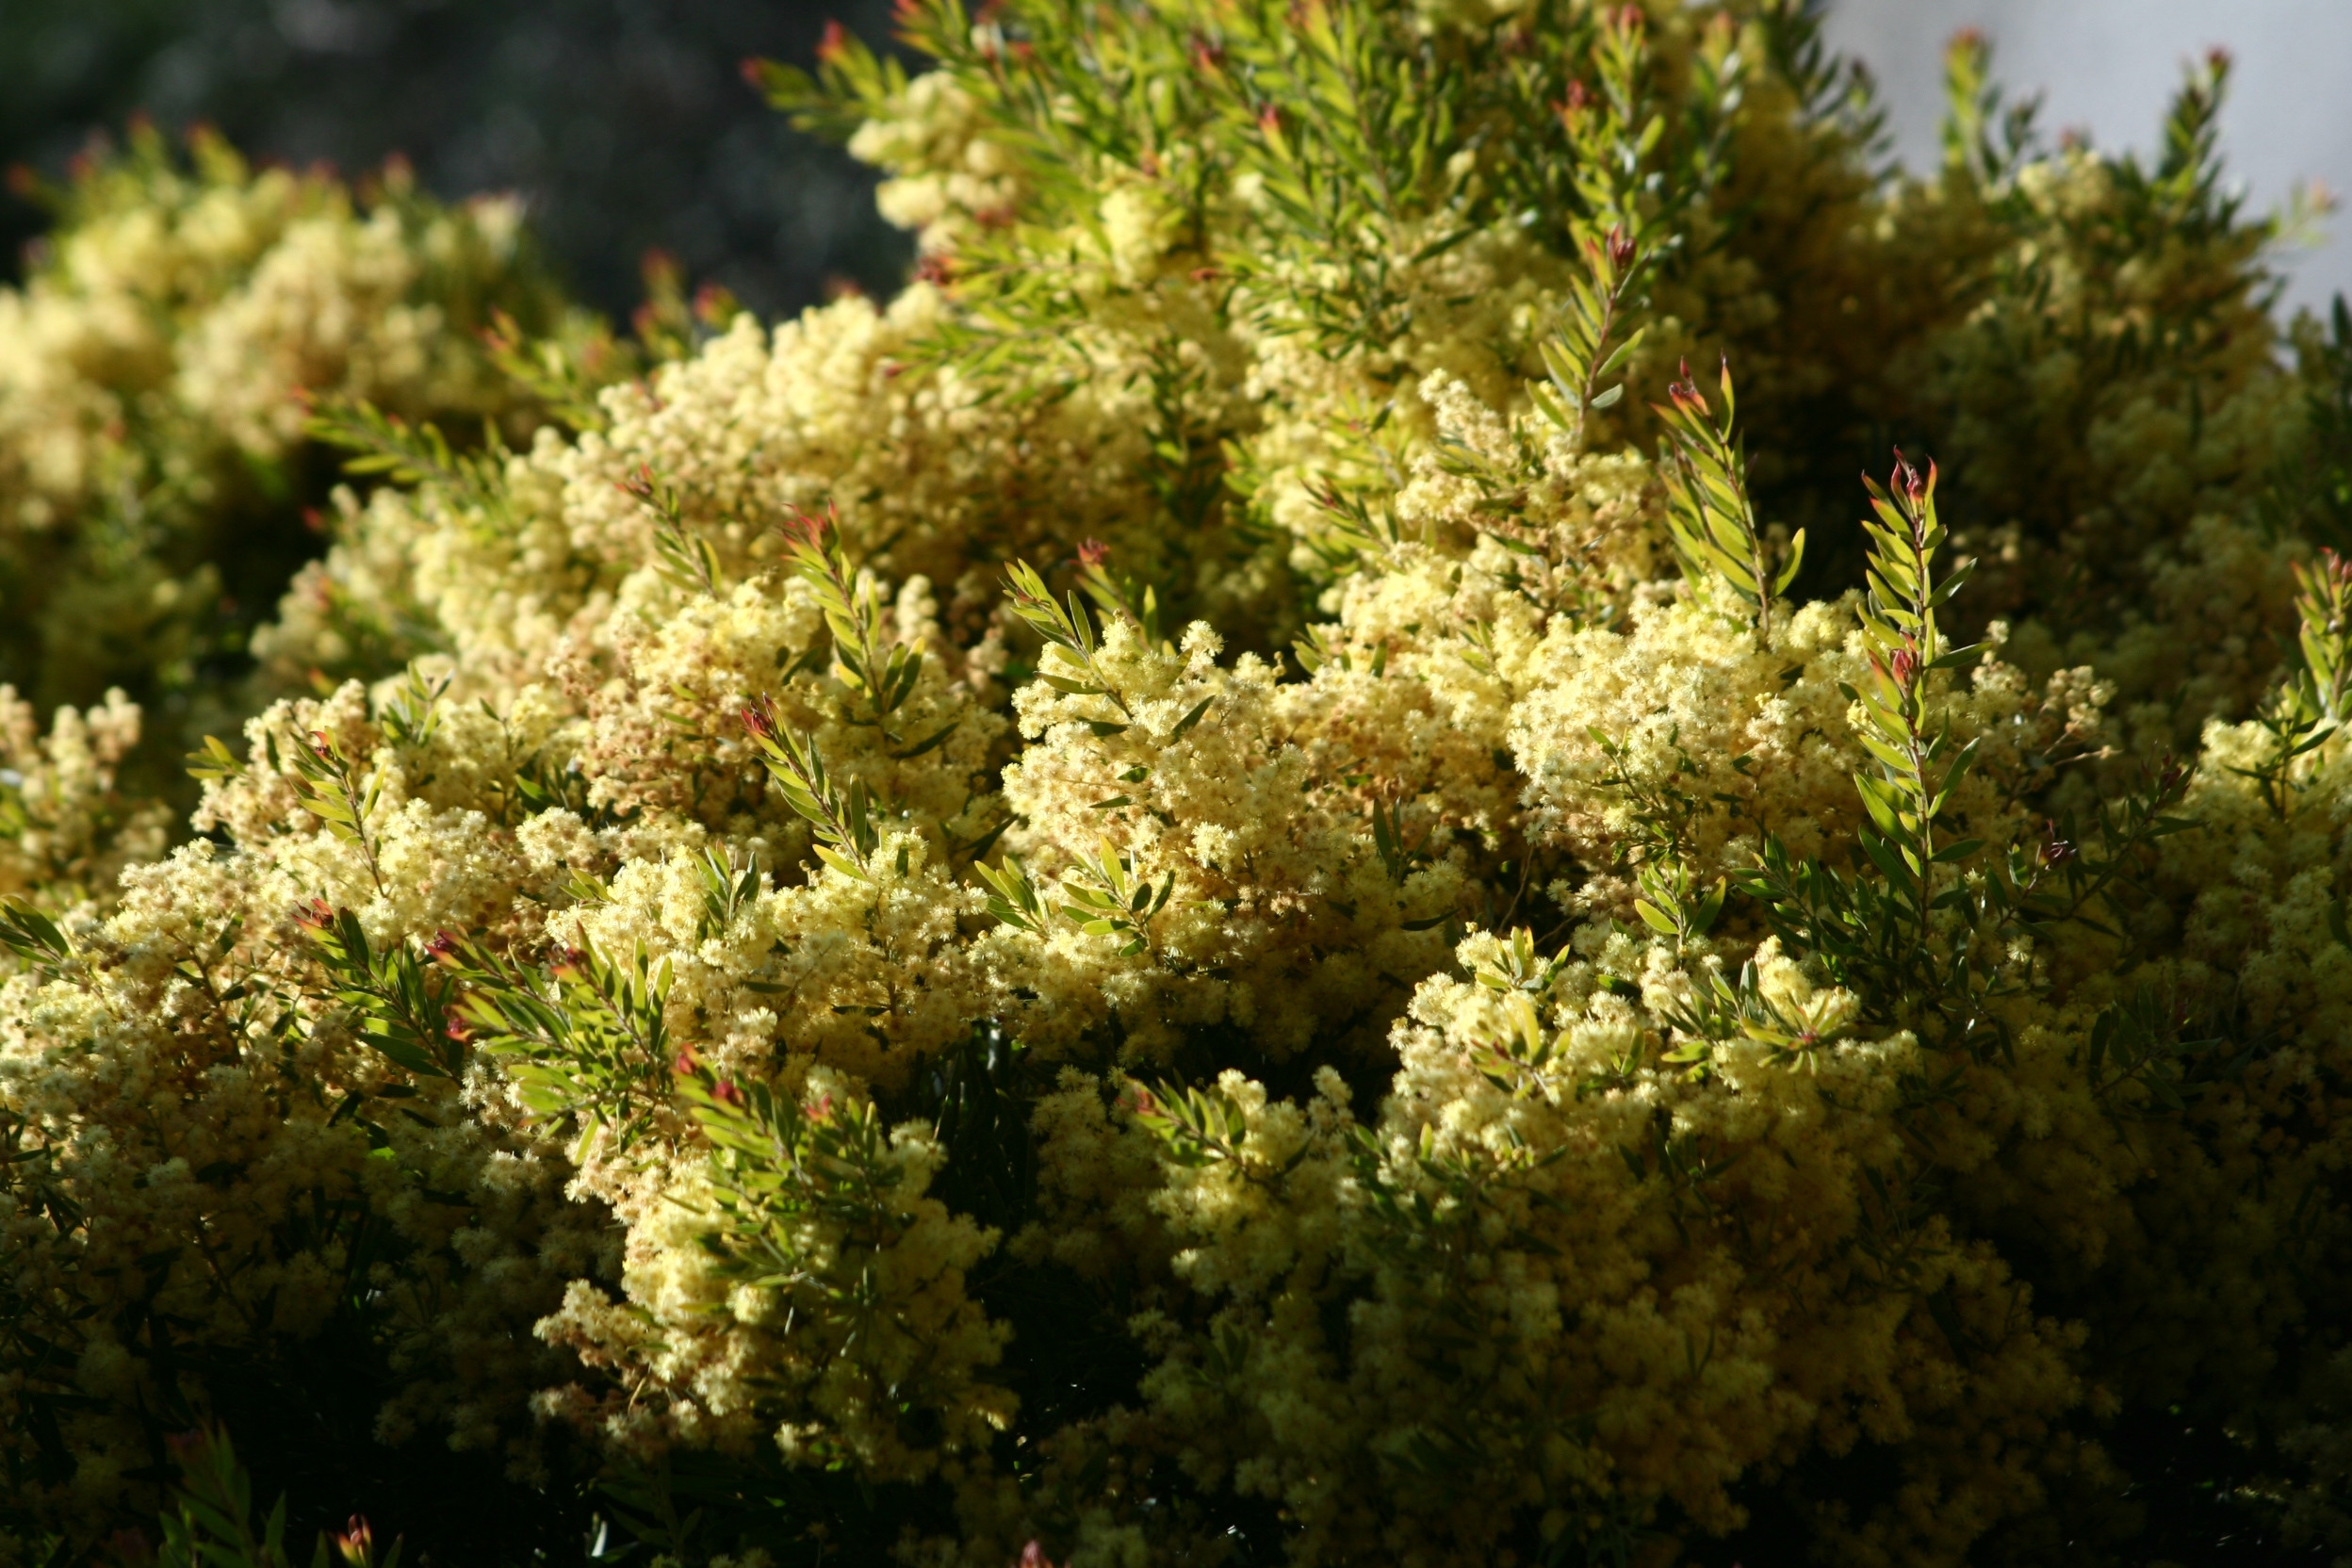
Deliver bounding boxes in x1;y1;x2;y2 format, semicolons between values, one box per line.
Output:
1652;355;1803;642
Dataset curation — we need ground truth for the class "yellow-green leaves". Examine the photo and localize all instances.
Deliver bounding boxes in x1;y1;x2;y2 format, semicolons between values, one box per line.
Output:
449;937;675;1159
1005;557;1134;721
297;900;464;1082
1652;357;1803;643
290;727;388;897
978;839;1172;958
743;698;883;881
2293;547;2352;727
1531;223;1648;445
2233;546;2352;815
781;503;939;750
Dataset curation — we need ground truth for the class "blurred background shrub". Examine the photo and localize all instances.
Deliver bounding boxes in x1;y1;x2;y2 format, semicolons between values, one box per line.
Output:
0;0;913;321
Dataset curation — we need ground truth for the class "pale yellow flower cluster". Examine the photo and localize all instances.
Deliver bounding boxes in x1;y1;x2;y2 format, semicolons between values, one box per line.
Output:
0;685;168;906
0;124;571;734
5;4;2350;1564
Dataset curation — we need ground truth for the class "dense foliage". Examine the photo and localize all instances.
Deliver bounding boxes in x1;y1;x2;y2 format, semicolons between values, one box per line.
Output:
5;2;2352;1564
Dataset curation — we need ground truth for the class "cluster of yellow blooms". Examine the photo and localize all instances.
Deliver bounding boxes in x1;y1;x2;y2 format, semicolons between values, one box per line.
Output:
5;2;2352;1564
0;122;588;820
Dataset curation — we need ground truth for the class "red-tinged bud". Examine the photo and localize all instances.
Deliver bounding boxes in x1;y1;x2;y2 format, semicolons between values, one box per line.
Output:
293;896;335;932
742;697;778;743
693;282;739;327
2205;45;2230;74
1020;1542;1057;1568
4;164;35;199
740;57;767;90
1129;1086;1158;1118
1665;359;1707;417
777;506;825;551
712;1079;745;1106
335;1515;374;1568
974;204;1017;231
1077;538;1110;569
915;253;955;287
309;729;336;760
1607;222;1636;273
673;1048;699;1076
816;20;850;64
808;1092;835;1122
444;1015;474;1046
302;506;327;535
1258;105;1281;136
1189;266;1220;284
1889;448;1927;506
424;930;461;962
1190;34;1224;73
1889;640;1919;688
2040;821;2077;867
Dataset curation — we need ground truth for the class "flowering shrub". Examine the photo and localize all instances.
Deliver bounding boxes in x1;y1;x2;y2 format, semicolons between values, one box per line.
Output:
0;122;628;817
7;3;2352;1565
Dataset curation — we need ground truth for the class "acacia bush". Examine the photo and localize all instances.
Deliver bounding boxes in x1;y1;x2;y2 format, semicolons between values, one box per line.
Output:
6;2;2352;1564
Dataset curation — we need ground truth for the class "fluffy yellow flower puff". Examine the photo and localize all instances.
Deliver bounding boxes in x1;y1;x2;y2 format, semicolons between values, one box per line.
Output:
8;3;2352;1565
0;122;575;754
0;685;168;908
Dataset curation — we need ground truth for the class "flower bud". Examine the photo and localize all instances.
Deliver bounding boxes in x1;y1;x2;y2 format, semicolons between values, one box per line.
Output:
1891;449;1925;505
335;1516;374;1568
1889;641;1919;687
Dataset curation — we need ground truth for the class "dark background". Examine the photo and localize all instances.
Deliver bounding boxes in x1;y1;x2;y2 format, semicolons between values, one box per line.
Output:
0;0;911;320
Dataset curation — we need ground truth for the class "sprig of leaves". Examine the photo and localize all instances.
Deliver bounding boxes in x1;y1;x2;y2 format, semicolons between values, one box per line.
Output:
742;699;884;881
619;462;725;599
1531;224;1648;444
305;393;506;514
1652;356;1803;641
1846;452;1983;922
446;937;677;1160
779;505;953;755
295;901;464;1081
2233;547;2352;816
290;729;388;898
0;899;74;980
678;1070;934;1359
1005;559;1135;721
975;839;1173;957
